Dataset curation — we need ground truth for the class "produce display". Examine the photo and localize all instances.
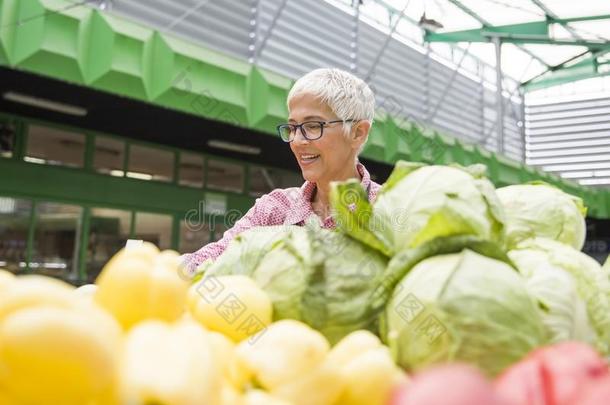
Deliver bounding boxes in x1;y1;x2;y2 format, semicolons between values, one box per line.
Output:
496;182;587;250
382;248;546;376
1;159;609;404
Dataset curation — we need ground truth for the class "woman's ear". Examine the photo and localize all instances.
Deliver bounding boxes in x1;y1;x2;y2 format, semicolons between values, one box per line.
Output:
352;120;371;150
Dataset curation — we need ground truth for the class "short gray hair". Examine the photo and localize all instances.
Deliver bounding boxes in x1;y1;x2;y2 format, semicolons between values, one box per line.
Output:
287;68;376;126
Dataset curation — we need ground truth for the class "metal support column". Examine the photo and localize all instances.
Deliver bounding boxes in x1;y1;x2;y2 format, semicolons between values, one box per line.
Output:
248;0;260;64
25;201;37;273
478;63;486;141
493;36;505;155
350;0;360;73
519;88;527;163
77;207;91;283
252;0;289;63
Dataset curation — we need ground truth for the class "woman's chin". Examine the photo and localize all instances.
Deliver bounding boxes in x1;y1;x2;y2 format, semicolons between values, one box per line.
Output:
299;167;320;183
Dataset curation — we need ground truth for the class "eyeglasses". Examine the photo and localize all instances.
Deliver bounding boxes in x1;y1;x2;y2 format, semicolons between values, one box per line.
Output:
276;119;356;143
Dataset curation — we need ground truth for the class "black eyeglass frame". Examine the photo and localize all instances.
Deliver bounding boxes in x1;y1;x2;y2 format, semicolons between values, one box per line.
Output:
276;119;357;143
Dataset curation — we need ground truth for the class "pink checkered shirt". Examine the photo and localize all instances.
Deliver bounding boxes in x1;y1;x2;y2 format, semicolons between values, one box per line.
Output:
182;162;380;272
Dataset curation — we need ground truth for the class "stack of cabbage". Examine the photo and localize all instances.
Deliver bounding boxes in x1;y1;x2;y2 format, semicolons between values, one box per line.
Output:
203;160;610;377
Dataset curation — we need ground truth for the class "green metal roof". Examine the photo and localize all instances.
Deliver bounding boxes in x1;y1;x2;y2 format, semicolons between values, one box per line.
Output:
345;0;610;91
0;0;609;217
415;0;610;91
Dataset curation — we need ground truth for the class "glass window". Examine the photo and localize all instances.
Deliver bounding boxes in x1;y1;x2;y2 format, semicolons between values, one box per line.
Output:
0;197;32;273
25;125;85;168
249;166;303;197
94;136;125;175
0;121;16;158
128;144;174;182
207;159;244;193
179;220;211;254
86;208;131;283
134;212;172;250
31;202;82;282
179;152;205;188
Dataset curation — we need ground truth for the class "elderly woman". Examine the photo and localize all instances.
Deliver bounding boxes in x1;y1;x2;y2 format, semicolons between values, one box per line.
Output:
183;68;379;270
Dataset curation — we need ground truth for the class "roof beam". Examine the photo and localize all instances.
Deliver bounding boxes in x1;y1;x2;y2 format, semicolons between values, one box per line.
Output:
523;49;591;83
522;49;610;91
425;2;610;90
528;0;582;40
554;14;610;24
368;0;544;75
425;22;610;48
445;0;550;67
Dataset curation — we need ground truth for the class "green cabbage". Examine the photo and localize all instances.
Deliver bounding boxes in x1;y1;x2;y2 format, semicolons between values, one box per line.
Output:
300;228;389;343
203;224;388;343
330;161;505;257
508;238;610;354
522;264;595;345
202;225;313;320
496;182;587;250
383;249;546;377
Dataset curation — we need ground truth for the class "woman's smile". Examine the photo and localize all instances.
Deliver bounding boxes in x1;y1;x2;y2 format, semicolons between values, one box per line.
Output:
297;153;321;165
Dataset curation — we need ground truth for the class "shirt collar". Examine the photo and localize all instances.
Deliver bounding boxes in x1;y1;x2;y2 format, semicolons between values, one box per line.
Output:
284;162;373;226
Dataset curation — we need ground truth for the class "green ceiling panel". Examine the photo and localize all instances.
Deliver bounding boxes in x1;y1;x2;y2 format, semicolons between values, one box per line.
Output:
362;116;386;162
597;191;610;218
392;127;412;163
517;164;535;183
156;57;213;119
446;139;467;165
245;66;269;127
562;182;583;200
142;32;174;100
92;70;147;100
78;10;114;84
89;34;147;99
486;153;500;183
494;154;522;186
473;146;494;175
0;0;45;65
20;51;83;82
587;192;599;218
42;12;79;57
0;0;608;217
582;190;596;217
541;172;564;190
0;0;9;62
381;115;411;163
251;75;291;134
432;132;456;165
393;137;411;163
549;176;566;190
405;125;437;163
266;76;292;119
17;9;82;81
383;116;400;162
403;124;424;162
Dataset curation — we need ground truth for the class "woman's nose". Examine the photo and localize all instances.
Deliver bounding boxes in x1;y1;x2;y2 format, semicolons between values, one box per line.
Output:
293;128;310;144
